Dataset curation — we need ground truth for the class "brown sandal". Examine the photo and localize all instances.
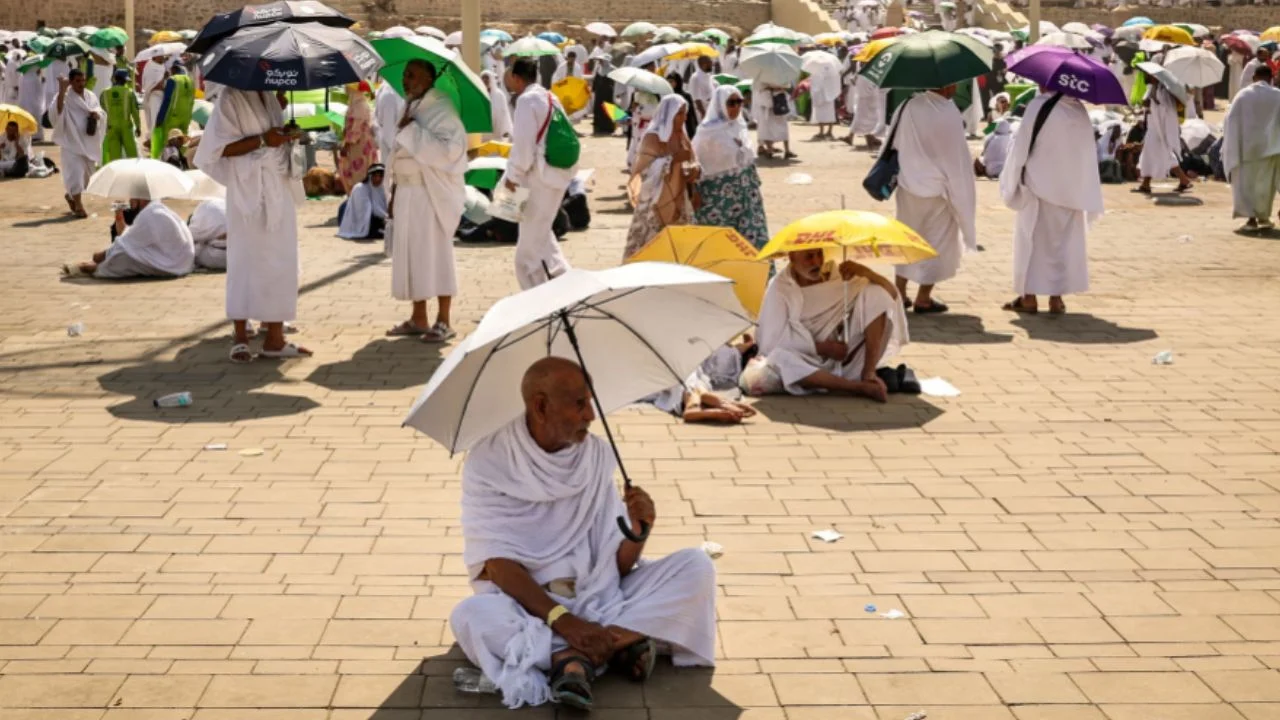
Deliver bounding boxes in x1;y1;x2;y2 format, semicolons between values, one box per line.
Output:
1003;297;1038;314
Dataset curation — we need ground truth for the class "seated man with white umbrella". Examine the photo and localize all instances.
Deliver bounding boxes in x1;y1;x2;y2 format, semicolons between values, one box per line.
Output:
63;196;195;279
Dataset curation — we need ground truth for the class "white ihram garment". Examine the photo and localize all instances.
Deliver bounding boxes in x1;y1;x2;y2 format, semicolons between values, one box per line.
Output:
809;61;841;125
757;267;908;395
373;82;406;172
1137;86;1181;180
849;74;885;136
95;201;195;278
999;94;1102;297
1222;81;1280;220
504;83;574;289
336;180;387;239
2;53;22;105
390;89;467;301
141;60;166;132
194;89;304;322
17;69;45;142
189;199;228;271
450;417;717;709
890;92;977;286
53;88;105;196
753;82;791;143
980;118;1015;178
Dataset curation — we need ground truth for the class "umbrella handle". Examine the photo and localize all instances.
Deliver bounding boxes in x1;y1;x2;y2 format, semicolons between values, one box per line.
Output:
618;517;651;543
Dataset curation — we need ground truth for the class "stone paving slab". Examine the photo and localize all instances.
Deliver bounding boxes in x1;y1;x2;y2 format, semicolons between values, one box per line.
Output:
0;117;1279;718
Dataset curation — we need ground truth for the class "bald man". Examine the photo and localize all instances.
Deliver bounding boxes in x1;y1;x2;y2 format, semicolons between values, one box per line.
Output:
449;358;717;711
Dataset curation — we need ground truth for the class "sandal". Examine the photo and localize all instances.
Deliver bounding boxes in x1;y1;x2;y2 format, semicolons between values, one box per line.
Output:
386;320;428;337
259;342;313;359
609;637;656;682
1048;303;1067;315
229;343;254;364
913;300;949;315
1002;297;1038;314
1175;182;1194;193
549;654;595;710
422;322;457;343
1131;186;1152;194
61;263;89;277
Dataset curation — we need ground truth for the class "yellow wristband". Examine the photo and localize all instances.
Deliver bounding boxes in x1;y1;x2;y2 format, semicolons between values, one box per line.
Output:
545;604;569;627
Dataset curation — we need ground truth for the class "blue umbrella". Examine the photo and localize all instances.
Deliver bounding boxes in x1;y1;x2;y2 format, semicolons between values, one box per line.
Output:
537;31;566;44
481;28;513;42
1122;16;1154;27
198;22;382;92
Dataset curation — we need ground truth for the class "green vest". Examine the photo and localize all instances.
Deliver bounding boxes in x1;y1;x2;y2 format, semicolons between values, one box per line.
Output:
102;85;138;130
167;74;195;129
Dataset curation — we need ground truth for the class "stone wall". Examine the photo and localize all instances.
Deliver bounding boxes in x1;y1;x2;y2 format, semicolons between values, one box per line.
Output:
1037;6;1276;29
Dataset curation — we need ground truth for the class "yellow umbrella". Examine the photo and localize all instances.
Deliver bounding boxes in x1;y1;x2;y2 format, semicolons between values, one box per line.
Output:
755;210;937;265
854;38;897;63
1262;26;1280;42
0;104;38;135
149;30;182;45
813;32;846;47
552;76;591;115
665;42;720;61
473;140;511;158
626;226;769;317
1143;25;1195;46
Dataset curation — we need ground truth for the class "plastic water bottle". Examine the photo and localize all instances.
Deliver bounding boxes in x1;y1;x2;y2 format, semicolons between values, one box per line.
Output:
153;392;193;408
453;667;498;695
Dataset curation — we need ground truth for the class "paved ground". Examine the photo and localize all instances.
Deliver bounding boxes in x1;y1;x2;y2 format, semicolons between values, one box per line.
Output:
2;118;1280;720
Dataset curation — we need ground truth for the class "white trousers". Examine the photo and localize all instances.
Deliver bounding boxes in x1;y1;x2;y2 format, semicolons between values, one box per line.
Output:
1012;197;1090;297
514;178;570;290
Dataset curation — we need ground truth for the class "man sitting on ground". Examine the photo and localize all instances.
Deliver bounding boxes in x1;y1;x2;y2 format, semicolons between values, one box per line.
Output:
337;163;388;240
450;357;716;711
0;120;32;178
189;198;227;271
756;248;908;401
63;197;194;279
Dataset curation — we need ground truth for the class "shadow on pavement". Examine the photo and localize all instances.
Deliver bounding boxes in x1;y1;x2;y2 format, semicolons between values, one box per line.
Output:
909;313;1013;345
751;393;944;433
306;337;442;391
98;338;319;422
368;647;744;719
12;215;86;228
1011;313;1158;344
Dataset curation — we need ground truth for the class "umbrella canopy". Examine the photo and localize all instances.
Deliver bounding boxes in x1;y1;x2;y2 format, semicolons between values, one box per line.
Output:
699;28;731;45
88;26;128;49
854;37;896;63
621;22;658;39
870;26;905;40
756;210;937;265
37;27;58;38
652;26;682;43
283;101;346;130
56;26;77;37
182;169;226;201
18;54;51;73
738;43;805;86
1005;45;1127;105
85;159;196;200
813;32;847;47
382;25;415;39
134;42;185;63
1061;21;1094;36
373;36;491;133
1011;21;1060;41
602;101;630;122
607;66;673;96
481;28;513;42
745;23;807;46
443;30;463;46
1261;26;1280;42
666;43;719;61
187;0;355;54
1037;32;1093;50
537;31;566;44
1137;60;1190;104
415;26;446;40
465;155;506;190
1223;34;1260;54
1122;16;1155;27
552;76;591;114
150;30;183;45
403;263;751;454
1162;45;1224;89
859;30;992;90
502;35;561;58
586;22;617;38
198;22;381;92
43;36;90;60
1174;23;1210;39
955;28;994;47
474;140;511;157
625;226;769;318
632;42;683;68
76;25;100;37
0;104;38;135
1143;25;1194;46
26;36;53;53
801;49;842;74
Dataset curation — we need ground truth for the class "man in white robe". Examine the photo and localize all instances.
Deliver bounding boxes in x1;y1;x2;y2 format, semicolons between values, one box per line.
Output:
975;117;1015;178
503;57;575;290
842;71;884;150
53;69;105;219
1222;66;1280;232
64;199;194;279
689;57;715;121
2;46;23;106
480;70;512;140
17;65;45;144
43;58;70;115
1228;50;1246;100
385;60;467;342
1136;82;1194;193
808;55;841;141
752;80;794;158
450;357;716;711
188;198;227;271
1240;48;1270;95
140;58;167;136
999;92;1103;314
890;87;978;313
194;88;310;362
0;121;32;177
757;249;907;400
373;79;406;166
337;163;388;240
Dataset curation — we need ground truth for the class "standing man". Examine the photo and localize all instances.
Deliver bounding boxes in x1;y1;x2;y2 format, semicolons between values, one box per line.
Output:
149;65;194;159
53;69;105;219
17;63;45;144
842;66;883;150
373;78;406;174
384;60;468;342
1135;79;1194;194
101;69;140;162
194;88;311;362
689;56;715;122
2;43;23;105
889;86;977;314
999;91;1103;315
1222;66;1280;232
503;57;576;290
140;57;168;140
1241;47;1273;91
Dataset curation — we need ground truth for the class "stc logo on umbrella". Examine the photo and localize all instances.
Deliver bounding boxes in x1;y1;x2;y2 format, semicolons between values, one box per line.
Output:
1056;72;1090;93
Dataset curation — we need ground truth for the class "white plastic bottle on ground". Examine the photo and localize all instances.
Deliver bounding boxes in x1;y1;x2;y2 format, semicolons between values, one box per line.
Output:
453;667;498;695
154;392;193;408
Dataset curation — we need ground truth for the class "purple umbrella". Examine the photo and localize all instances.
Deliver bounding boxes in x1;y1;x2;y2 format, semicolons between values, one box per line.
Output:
1092;24;1114;37
1006;45;1127;105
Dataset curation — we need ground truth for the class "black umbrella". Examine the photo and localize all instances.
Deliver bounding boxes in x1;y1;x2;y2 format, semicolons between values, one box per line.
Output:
198;22;382;92
187;0;354;54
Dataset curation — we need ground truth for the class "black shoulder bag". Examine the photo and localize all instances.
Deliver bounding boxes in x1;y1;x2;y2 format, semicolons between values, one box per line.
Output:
1020;92;1064;184
861;96;910;202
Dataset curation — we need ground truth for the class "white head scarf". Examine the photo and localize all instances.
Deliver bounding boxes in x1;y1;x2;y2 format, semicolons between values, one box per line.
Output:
692;85;756;178
644;94;688;142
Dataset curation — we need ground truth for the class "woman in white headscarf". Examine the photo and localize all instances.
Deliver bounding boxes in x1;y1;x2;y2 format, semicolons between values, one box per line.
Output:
622;94;697;260
480;70;512;140
692;86;769;250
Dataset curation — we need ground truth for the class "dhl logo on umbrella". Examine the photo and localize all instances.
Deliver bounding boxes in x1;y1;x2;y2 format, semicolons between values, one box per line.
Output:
792;230;838;245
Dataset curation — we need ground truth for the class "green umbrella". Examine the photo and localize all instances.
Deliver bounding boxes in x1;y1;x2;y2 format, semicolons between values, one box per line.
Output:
19;54;51;72
77;26;99;39
744;23;806;46
57;26;77;37
37;27;58;38
373;36;493;134
465;156;506;190
45;36;91;60
501;35;561;58
714;73;740;86
88;27;128;49
699;28;731;45
27;36;53;53
859;30;992;89
621;22;658;39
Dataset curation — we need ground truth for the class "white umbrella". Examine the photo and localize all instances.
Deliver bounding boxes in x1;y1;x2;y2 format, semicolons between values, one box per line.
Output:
182;169;225;201
381;25;415;39
956;27;995;46
631;42;683;68
403;262;751;542
801;49;842;74
133;42;185;63
1113;25;1147;42
652;26;681;43
1061;21;1093;35
502;35;561;58
737;43;804;86
1017;21;1061;36
1180;118;1218;151
1163;45;1225;88
1037;32;1094;50
1137;61;1190;105
415;26;446;40
607;66;673;96
445;30;463;46
620;22;658;39
585;22;617;38
85;159;195;200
